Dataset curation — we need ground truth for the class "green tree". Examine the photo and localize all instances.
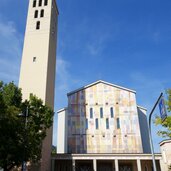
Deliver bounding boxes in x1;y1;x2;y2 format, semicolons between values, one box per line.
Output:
52;145;57;154
0;81;54;171
155;89;171;137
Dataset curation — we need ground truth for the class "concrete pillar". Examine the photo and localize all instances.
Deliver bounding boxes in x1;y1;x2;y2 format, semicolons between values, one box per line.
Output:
137;159;142;171
51;159;55;171
159;159;168;171
72;159;76;171
115;159;119;171
93;159;97;171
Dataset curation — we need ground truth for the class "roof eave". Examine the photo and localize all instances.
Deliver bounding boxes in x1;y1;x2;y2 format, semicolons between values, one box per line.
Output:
67;80;136;96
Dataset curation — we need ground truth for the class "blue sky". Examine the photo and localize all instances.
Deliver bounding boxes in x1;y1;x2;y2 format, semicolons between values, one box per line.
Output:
0;0;171;152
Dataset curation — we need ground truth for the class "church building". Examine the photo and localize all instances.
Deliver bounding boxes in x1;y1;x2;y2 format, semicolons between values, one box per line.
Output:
18;0;171;171
54;80;171;171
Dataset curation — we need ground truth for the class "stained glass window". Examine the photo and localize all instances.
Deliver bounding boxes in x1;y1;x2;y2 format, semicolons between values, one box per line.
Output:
100;107;103;118
117;118;120;129
90;108;93;118
110;107;114;118
95;119;99;129
106;118;109;129
86;119;88;129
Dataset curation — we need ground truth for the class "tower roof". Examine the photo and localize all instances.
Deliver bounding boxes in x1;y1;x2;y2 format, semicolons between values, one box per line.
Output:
67;80;136;96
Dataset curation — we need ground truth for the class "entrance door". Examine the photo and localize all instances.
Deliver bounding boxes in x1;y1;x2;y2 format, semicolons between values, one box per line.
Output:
119;165;133;171
97;163;113;171
76;162;93;171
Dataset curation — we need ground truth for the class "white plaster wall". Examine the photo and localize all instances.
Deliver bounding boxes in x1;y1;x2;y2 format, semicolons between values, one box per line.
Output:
57;109;68;153
137;107;151;153
160;140;171;170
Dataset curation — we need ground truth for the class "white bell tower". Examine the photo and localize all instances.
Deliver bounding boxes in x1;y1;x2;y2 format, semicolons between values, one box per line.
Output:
19;0;58;170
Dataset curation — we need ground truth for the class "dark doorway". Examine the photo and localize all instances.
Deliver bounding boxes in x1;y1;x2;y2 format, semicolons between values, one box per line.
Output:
119;164;133;171
76;160;93;171
55;160;72;171
97;161;113;171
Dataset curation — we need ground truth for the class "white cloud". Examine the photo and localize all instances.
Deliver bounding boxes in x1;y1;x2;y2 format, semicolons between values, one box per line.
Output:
0;18;22;84
55;56;86;101
55;56;85;109
56;57;70;91
53;57;73;145
153;31;160;44
86;31;110;57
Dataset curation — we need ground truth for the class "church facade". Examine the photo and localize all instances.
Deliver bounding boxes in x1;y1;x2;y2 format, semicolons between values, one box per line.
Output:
55;80;171;171
57;80;150;154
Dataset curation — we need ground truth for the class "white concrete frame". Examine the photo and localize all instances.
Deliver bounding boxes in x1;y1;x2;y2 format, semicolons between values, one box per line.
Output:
52;153;162;171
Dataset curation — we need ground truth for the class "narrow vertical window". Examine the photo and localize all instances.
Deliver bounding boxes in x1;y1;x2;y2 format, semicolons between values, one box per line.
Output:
36;21;40;30
34;10;38;18
44;0;48;6
33;0;36;7
40;9;44;17
86;119;88;129
95;119;99;129
33;57;36;62
100;107;103;118
90;108;93;118
110;107;114;118
39;0;42;6
117;118;120;129
106;118;109;129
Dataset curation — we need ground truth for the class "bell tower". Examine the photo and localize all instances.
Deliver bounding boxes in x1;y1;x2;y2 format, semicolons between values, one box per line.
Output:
19;0;58;170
